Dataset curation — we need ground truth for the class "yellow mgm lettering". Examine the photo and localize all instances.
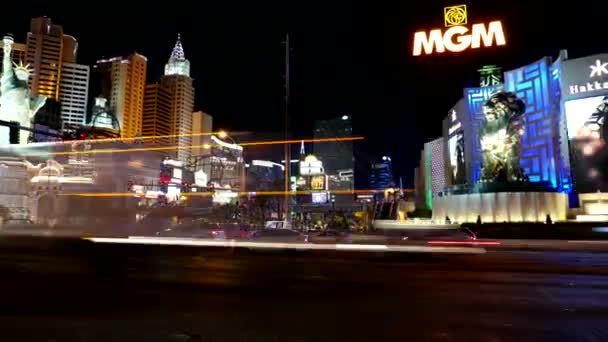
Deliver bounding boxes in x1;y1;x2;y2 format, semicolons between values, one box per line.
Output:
412;21;506;56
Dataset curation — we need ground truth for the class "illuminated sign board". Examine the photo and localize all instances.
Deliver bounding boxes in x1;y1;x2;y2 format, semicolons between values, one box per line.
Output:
564;95;608;193
300;155;325;176
413;5;506;56
194;170;208;186
312;192;328;204
310;175;326;190
252;160;284;170
163;159;182;167
478;65;503;87
561;54;608;101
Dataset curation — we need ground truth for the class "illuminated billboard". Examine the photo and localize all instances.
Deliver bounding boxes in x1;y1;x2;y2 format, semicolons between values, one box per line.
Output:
561;54;608;102
300;155;324;176
448;133;466;185
310;175;326;190
312;192;328;204
413;5;506;56
565;95;608;192
443;98;469;186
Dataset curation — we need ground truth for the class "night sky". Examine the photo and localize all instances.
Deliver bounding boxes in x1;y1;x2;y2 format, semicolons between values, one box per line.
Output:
0;0;605;186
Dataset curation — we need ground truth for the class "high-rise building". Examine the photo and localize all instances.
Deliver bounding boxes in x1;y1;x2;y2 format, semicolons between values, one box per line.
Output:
26;17;65;100
164;34;190;77
191;111;213;157
313;115;354;202
143;83;172;145
59;63;89;127
62;35;77;63
26;17;89;131
313;115;354;172
0;41;27;66
93;53;147;138
161;34;194;163
370;156;395;190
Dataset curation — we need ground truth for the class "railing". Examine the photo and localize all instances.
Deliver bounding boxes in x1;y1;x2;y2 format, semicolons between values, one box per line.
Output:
0;120;63;142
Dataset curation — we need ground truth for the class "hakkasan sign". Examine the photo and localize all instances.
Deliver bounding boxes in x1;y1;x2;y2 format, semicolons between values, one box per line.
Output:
413;5;506;56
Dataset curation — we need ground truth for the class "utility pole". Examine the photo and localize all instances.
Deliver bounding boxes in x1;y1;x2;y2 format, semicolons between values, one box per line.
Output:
283;33;291;222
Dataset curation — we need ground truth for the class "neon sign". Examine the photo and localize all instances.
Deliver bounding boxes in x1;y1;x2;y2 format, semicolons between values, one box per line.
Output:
413;5;506;56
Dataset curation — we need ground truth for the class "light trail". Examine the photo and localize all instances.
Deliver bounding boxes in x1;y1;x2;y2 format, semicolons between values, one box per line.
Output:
427;240;502;246
22;136;365;157
1;131;224;148
58;189;401;197
567;240;608;244
238;137;363;146
84;236;486;254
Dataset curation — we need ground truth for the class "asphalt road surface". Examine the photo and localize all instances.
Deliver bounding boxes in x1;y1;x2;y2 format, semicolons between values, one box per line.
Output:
1;237;608;341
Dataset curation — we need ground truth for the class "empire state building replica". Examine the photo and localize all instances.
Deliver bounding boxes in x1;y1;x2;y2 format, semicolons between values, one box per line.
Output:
161;34;194;163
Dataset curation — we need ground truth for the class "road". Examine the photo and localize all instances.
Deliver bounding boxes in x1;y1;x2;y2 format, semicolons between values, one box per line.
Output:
1;237;608;341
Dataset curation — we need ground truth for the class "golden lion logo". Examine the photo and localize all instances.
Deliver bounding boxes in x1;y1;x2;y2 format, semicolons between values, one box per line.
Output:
444;5;467;27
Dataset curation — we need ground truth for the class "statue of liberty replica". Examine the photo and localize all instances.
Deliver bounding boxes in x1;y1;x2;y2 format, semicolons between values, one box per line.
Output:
0;34;46;145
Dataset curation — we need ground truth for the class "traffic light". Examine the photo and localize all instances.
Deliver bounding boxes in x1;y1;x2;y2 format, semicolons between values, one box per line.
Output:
76;128;88;140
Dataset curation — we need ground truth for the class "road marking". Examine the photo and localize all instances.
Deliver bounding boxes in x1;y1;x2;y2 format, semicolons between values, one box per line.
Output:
83;237;486;254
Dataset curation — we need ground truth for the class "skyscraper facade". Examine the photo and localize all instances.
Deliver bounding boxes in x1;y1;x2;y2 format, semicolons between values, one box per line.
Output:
370;156;395;190
161;35;194;163
93;53;147;138
143;83;172;145
61;35;77;63
26;17;90;130
26;17;65;100
191;111;213;157
313;116;354;173
59;63;89;126
313;115;354;202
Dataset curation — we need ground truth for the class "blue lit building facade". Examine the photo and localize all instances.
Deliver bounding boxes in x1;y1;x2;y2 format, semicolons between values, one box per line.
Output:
369;156;395;191
441;51;579;202
503;55;569;191
427;51;608;220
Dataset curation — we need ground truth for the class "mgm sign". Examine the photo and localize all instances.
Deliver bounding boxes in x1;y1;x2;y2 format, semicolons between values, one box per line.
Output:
412;5;506;56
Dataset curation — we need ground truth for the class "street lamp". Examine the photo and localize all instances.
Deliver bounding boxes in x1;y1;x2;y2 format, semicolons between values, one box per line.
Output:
203;143;211;149
216;131;238;146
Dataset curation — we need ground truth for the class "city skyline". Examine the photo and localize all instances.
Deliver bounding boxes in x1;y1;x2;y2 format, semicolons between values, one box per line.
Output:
0;2;606;184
